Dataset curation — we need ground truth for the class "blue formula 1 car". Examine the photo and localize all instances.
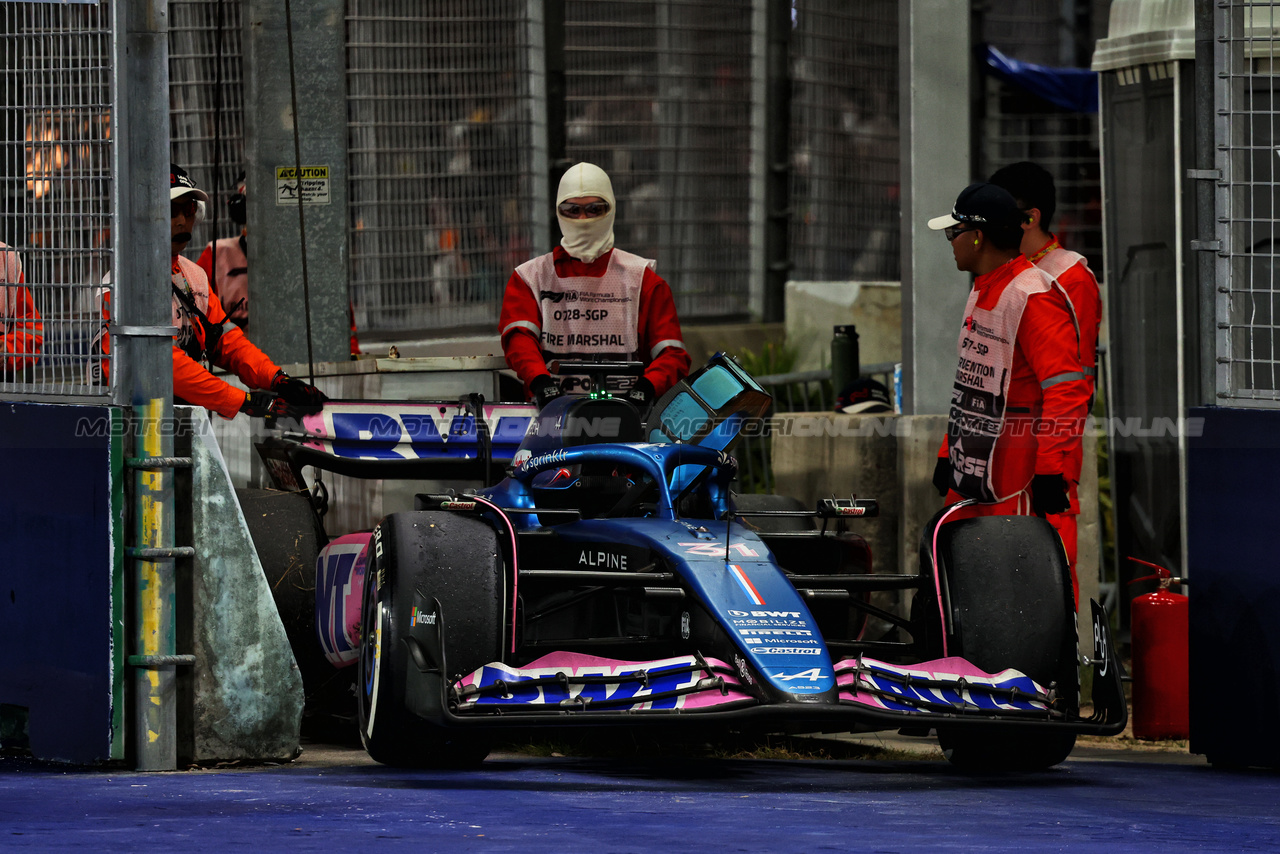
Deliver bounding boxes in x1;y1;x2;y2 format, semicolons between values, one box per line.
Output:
251;355;1126;771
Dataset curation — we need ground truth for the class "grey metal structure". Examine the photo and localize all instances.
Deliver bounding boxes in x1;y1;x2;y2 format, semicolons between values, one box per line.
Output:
115;0;185;773
243;0;351;367
899;0;973;416
1093;3;1196;580
562;1;756;320
1214;2;1280;406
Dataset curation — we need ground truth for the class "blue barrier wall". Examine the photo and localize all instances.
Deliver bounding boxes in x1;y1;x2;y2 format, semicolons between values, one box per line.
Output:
1187;406;1280;768
0;402;123;763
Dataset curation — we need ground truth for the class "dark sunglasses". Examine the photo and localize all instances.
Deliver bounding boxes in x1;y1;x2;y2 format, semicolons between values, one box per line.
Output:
558;201;610;219
943;224;976;242
171;197;199;218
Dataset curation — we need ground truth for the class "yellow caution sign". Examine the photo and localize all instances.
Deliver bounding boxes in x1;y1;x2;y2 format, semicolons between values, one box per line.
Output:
276;165;331;206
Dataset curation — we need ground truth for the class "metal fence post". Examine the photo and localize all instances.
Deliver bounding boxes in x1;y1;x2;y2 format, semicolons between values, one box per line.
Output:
114;0;180;771
761;0;790;323
544;0;568;247
1193;0;1216;408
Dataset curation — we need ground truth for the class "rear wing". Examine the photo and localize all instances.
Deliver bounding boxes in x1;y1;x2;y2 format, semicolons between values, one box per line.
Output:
256;396;537;488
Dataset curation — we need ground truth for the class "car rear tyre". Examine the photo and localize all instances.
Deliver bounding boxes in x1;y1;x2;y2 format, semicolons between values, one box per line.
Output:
235;488;339;725
922;514;1078;771
358;511;503;768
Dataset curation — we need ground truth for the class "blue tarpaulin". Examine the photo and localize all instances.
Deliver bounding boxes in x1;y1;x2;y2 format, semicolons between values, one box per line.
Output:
983;45;1098;114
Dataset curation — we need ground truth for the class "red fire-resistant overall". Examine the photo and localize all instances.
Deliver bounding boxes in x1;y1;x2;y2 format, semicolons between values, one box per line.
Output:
196;235;249;326
195;236;361;356
1030;236;1102;580
170;254;281;418
0;243;41;375
938;254;1090;604
500;245;690;397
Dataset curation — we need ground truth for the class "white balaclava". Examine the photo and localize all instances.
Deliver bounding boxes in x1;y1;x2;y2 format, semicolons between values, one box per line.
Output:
556;162;616;263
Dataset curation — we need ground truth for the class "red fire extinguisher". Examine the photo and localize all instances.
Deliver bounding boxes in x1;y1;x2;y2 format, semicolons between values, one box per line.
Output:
1127;557;1189;740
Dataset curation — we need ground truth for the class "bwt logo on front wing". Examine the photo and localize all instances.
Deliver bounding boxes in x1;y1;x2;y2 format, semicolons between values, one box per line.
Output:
728;610;801;619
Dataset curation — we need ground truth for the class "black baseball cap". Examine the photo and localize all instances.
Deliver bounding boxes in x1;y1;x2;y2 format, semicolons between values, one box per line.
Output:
927;182;1021;232
835;378;894;414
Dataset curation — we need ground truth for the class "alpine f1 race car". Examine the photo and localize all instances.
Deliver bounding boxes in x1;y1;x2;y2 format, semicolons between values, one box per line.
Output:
247;355;1126;771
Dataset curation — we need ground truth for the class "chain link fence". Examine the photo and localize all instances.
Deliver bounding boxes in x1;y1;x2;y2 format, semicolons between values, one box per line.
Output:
158;1;909;340
978;96;1103;272
789;1;899;283
0;1;115;397
168;0;247;251
1215;1;1280;404
977;0;1106;275
7;0;1118;389
346;0;543;335
564;0;755;319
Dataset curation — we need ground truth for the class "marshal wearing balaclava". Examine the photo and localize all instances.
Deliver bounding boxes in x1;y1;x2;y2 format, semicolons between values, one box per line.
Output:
556;162;616;263
499;162;691;409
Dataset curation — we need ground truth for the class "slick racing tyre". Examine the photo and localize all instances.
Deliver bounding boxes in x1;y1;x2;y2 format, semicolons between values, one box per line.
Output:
923;514;1079;771
357;511;502;768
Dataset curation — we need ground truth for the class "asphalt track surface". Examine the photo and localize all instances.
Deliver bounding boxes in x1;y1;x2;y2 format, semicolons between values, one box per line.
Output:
2;739;1278;852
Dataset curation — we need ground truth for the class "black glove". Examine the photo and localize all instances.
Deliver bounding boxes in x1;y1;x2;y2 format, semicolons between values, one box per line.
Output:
530;374;562;410
271;371;328;411
932;457;952;498
1030;473;1070;517
626;377;655;409
240;390;298;422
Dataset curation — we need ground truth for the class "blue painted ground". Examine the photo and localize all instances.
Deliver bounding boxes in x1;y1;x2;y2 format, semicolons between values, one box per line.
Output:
1;749;1278;852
